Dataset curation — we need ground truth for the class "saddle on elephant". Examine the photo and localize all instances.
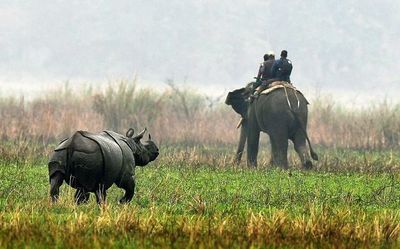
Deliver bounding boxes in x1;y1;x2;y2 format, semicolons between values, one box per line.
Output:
258;81;297;95
252;81;306;100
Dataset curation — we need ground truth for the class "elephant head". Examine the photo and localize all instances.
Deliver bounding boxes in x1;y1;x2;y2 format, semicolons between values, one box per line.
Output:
224;82;254;118
225;82;256;164
125;128;159;166
225;87;248;118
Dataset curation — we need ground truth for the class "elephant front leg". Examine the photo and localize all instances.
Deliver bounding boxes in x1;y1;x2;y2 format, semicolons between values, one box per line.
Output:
247;129;260;167
117;175;135;204
50;171;64;203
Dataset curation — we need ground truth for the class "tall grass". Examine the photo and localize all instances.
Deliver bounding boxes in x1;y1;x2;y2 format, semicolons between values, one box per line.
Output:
310;95;400;149
0;80;399;150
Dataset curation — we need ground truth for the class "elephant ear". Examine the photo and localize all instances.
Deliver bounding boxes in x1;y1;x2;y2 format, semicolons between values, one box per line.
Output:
225;88;249;118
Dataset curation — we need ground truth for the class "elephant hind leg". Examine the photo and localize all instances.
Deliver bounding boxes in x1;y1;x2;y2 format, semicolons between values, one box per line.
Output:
292;132;312;170
270;134;289;169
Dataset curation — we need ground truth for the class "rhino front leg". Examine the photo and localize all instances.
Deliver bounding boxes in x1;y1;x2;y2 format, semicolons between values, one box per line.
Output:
117;175;135;204
95;185;107;205
74;189;90;204
50;171;64;203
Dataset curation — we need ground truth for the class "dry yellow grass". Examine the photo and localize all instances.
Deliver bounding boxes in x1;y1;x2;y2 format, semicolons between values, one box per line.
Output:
0;81;399;150
1;205;399;248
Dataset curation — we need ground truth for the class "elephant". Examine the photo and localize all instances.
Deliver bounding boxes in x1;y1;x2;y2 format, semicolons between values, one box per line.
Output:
48;128;159;204
225;82;318;169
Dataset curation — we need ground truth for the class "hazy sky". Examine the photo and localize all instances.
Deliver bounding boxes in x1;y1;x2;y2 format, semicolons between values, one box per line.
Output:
1;0;399;102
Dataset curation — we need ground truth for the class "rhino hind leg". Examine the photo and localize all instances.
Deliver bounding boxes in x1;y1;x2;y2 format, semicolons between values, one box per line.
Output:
117;175;135;204
74;189;90;204
95;185;107;204
50;171;64;203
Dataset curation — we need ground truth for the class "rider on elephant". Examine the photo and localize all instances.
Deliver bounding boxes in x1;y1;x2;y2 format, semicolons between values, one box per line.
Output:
253;50;293;98
254;51;275;89
271;50;292;83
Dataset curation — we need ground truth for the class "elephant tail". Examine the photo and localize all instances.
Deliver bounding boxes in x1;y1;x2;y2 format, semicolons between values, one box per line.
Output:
290;109;319;161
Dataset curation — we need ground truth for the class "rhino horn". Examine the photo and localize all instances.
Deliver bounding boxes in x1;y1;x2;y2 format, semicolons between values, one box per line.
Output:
134;128;147;141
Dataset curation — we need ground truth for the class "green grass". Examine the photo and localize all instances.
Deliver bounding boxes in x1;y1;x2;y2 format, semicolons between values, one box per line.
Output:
1;149;400;248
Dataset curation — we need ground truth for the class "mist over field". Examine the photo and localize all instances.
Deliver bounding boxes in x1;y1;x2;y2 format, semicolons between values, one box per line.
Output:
0;0;399;103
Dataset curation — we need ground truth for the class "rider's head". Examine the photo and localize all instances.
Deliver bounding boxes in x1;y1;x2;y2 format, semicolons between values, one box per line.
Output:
268;51;275;60
280;50;288;58
263;54;269;61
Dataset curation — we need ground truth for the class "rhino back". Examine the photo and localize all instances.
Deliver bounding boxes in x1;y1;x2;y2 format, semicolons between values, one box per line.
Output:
49;131;98;183
59;131;103;191
78;131;124;189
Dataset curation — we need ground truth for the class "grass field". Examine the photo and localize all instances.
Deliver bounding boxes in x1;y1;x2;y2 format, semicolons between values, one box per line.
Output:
1;83;400;248
1;147;400;248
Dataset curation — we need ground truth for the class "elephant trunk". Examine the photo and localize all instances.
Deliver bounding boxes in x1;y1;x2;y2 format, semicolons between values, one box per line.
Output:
235;118;248;164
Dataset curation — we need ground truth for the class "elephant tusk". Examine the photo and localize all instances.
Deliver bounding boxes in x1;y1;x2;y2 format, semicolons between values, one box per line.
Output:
236;118;244;129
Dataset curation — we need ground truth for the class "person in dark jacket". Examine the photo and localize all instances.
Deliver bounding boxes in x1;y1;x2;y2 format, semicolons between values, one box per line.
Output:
270;50;292;83
254;51;275;89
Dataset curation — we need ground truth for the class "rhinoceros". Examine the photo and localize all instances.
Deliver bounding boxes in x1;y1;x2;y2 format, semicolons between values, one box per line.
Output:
48;128;159;204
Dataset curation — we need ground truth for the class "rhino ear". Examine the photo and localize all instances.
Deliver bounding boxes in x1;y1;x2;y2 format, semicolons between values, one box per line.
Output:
148;134;152;140
126;128;135;138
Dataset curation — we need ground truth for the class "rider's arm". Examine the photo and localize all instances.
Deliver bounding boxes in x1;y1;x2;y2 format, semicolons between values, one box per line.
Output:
256;63;263;81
